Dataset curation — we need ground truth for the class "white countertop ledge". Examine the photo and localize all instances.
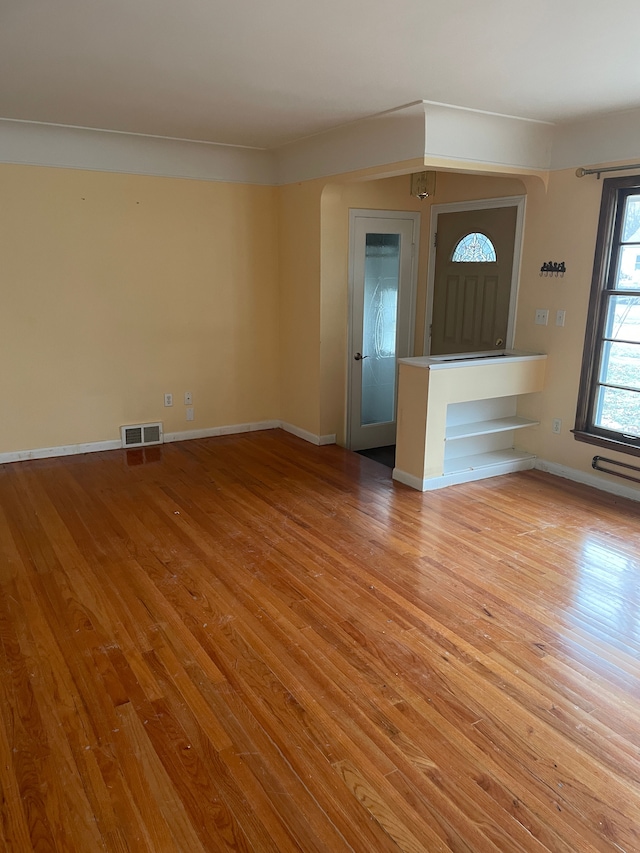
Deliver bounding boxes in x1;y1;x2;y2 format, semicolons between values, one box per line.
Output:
398;350;547;370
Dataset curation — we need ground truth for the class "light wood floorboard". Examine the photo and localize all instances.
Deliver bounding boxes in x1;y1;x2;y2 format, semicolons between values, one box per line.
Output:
0;429;639;851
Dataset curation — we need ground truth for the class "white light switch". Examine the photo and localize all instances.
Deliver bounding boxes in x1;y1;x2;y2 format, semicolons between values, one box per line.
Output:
186;407;194;421
556;310;566;327
535;309;549;326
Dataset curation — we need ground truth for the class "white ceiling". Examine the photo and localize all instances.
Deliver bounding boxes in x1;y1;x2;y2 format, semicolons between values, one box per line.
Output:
2;0;639;150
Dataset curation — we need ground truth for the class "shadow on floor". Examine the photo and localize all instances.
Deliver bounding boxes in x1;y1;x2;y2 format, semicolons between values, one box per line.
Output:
356;445;396;469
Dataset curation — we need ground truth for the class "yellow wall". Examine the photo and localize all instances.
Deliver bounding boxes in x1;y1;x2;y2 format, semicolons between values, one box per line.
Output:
277;180;324;436
0;164;280;453
2;159;638;499
513;167;639;494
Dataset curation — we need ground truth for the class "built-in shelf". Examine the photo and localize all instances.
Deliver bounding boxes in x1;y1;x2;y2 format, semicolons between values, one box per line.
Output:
443;448;536;475
445;416;539;442
393;352;547;491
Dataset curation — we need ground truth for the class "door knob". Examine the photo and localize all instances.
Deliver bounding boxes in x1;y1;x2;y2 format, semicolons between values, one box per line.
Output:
495;338;504;347
354;352;369;361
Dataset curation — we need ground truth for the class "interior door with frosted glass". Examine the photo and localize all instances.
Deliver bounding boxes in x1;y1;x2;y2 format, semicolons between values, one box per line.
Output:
349;214;418;451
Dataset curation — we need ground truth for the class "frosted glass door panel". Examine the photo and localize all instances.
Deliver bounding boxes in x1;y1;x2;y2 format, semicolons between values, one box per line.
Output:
348;212;419;451
361;233;401;426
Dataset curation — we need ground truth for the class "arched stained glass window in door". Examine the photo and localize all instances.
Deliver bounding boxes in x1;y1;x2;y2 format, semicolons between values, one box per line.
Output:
452;232;497;262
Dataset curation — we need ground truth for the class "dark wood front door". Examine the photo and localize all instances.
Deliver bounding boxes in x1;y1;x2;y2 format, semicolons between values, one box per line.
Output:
431;205;518;355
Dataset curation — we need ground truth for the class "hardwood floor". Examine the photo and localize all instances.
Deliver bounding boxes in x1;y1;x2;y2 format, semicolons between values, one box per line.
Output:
0;429;639;852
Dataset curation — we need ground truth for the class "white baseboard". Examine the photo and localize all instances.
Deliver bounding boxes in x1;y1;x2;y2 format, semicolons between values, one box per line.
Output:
280;422;336;446
6;433;636;506
0;439;121;465
394;456;640;500
318;434;337;446
163;420;280;443
392;468;428;490
393;455;535;492
0;419;336;465
535;458;640;503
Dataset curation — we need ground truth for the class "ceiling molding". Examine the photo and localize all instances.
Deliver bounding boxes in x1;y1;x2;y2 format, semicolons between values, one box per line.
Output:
424;104;553;172
3;103;640;186
274;103;428;185
0;119;276;185
275;102;555;184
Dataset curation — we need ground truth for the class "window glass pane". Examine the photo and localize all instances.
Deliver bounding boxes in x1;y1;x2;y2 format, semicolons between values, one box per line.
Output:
603;295;640;341
599;341;640;390
621;196;640;242
594;386;640;436
452;232;496;262
361;233;400;426
613;246;640;290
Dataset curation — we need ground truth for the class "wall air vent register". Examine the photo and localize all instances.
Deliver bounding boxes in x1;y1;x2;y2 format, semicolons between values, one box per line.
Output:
120;422;163;448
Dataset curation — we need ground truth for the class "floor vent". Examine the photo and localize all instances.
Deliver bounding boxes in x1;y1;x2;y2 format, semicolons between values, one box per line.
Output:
120;422;163;448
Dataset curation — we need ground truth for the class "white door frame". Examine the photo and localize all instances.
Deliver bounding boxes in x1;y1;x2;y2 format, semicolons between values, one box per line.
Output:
424;195;526;355
347;209;420;450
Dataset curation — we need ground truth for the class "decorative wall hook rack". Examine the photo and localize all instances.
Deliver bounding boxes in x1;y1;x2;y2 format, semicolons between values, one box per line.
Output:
540;261;566;277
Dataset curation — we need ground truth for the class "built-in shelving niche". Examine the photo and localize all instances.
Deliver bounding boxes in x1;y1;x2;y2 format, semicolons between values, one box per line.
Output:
443;396;538;476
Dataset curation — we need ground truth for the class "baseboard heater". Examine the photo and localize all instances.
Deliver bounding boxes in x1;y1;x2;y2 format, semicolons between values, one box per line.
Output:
120;422;163;448
592;455;640;485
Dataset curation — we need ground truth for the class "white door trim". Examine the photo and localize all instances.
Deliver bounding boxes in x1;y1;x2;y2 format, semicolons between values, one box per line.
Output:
424;195;526;355
347;209;420;450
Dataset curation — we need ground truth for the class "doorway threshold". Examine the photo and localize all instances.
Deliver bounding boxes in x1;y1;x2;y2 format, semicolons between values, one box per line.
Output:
356;445;396;469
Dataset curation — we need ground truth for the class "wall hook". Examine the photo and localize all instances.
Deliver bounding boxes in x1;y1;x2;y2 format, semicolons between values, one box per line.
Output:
540;261;566;278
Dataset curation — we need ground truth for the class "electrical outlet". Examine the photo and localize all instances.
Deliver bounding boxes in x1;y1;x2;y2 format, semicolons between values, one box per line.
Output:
556;309;566;327
164;393;173;407
535;309;549;326
186;407;194;422
184;391;193;405
552;418;562;434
